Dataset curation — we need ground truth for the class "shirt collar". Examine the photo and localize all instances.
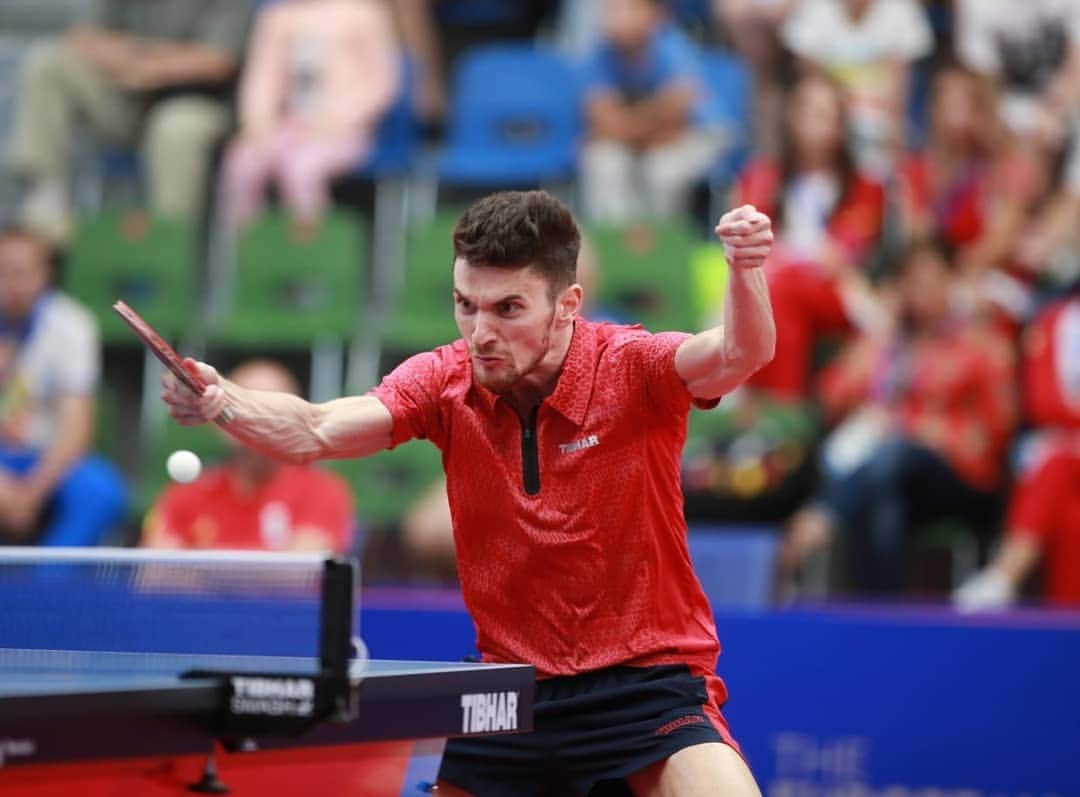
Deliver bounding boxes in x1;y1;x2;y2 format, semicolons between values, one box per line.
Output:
462;319;596;427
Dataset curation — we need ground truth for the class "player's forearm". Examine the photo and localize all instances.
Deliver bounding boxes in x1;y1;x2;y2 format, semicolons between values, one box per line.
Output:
218;384;391;464
677;267;775;398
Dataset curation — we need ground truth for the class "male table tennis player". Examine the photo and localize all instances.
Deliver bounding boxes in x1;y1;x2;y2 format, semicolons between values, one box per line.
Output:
162;190;775;796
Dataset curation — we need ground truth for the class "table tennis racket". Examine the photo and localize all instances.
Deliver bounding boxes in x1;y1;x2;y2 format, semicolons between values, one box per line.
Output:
112;300;233;424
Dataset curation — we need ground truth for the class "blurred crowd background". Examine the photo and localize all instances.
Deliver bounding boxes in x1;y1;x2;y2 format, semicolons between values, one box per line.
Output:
0;0;1077;613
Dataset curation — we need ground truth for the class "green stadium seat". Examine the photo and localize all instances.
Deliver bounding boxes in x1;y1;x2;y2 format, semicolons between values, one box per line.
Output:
64;212;198;343
327;441;443;530
380;212;461;355
586;219;698;333
209;209;365;348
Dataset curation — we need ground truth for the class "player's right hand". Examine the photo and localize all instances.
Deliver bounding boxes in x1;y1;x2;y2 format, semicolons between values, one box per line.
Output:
161;358;230;425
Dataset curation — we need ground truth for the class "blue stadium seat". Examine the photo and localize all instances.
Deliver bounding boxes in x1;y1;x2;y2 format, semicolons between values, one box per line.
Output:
700;49;753;188
356;56;420;179
437;43;582;188
686;524;779;609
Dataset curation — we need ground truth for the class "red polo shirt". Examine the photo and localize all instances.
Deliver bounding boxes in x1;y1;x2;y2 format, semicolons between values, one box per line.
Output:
372;320;722;680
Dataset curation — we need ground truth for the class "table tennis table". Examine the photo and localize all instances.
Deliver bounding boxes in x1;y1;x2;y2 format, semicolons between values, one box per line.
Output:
0;548;535;796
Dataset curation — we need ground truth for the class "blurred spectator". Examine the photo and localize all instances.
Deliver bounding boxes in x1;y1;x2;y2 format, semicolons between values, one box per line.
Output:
781;241;1016;594
0;227;127;546
4;0;252;245
711;0;793;158
955;295;1080;609
581;0;727;223
781;0;934;177
142;359;355;554
897;63;1002;253
222;0;400;233
737;73;885;400
955;0;1080;196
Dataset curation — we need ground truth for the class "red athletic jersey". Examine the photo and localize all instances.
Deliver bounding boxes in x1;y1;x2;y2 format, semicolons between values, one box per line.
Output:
372;320;723;680
146;464;355;553
1021;299;1080;429
1007;442;1080;605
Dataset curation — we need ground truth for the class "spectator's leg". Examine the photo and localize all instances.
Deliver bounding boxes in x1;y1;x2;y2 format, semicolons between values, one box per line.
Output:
6;39;140;241
37;456;128;547
276;136;365;228
142;96;230;219
581;139;640;224
639;130;726;218
220;133;281;230
847;439;992;593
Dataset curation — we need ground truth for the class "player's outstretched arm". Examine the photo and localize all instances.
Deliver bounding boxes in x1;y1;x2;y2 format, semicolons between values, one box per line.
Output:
674;204;776;400
161;359;393;463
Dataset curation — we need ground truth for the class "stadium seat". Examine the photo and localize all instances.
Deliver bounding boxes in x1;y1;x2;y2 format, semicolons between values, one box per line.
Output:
64;211;198;343
437;44;583;189
379;211;462;356
207;209;366;400
355;56;420;179
700;49;753;200
686;525;779;609
327;441;443;530
586;219;698;333
208;209;364;347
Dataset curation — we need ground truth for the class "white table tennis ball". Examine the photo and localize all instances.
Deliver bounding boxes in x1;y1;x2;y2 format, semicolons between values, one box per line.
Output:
166;449;202;484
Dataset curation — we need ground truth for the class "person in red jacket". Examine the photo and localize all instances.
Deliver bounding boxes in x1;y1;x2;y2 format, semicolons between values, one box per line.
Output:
782;240;1016;593
955;295;1080;609
735;72;885;400
142;359;355;554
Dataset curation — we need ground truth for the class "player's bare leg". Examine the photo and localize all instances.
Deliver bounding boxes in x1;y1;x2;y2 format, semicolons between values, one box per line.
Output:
626;742;762;797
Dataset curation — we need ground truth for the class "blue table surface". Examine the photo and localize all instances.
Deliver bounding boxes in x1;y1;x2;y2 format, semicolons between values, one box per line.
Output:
0;651;521;698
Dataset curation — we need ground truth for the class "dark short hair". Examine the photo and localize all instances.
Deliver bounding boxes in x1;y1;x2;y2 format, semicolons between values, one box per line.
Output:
452;190;580;294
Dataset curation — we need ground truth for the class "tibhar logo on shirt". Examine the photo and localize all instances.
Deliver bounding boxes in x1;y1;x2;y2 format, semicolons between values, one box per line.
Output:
461;690;519;733
559;434;599;455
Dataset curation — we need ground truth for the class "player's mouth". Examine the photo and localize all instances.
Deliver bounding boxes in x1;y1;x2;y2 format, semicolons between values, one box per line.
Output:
473;354;505;366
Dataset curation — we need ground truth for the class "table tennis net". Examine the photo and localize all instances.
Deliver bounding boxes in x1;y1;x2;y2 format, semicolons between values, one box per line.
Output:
0;548;355;659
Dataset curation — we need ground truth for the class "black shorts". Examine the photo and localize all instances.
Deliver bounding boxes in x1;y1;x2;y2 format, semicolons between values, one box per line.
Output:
438;663;737;797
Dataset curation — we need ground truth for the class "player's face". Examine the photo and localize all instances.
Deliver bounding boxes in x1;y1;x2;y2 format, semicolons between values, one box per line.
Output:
452;259;564;395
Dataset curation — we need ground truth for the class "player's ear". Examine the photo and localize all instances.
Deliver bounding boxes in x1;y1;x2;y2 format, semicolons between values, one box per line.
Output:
557;283;582;326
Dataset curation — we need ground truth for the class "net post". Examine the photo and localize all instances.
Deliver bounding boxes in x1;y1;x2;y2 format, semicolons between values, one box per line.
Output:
318;557;355;683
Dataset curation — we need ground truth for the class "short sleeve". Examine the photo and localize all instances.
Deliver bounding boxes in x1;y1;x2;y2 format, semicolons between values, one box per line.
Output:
51;297;101;396
885;1;934;61
618;331;717;416
780;0;832;60
370;349;452;449
955;0;1000;75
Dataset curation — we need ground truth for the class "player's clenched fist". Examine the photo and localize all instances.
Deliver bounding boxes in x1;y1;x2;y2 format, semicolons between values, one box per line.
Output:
161;358;230;426
714;204;773;270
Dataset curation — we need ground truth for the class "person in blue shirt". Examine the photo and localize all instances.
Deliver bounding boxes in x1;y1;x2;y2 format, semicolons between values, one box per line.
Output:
0;228;127;546
582;0;727;223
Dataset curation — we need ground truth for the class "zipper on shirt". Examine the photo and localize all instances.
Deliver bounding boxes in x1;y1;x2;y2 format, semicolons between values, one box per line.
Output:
520;406;540;495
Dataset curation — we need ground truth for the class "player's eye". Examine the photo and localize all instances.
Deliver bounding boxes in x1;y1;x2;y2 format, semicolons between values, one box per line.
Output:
499;301;523;317
455;296;475;314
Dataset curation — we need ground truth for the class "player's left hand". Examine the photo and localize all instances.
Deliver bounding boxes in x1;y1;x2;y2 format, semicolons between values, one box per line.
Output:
715;205;773;270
